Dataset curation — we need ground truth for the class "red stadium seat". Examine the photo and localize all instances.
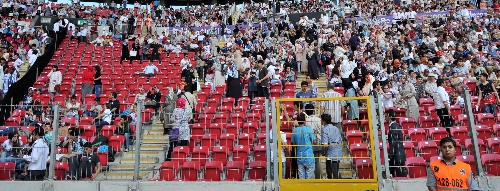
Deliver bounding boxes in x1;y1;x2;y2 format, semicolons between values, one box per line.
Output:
172;146;190;164
457;155;477;173
159;161;179;181
0;162;15;180
405;157;427;178
450;126;469;140
408;128;427;143
355;159;374;179
80;125;97;140
242;122;259;134
208;123;225;138
465;138;487;156
350;143;369;159
212;146;229;165
342;120;358;132
200;134;218;148
238;133;255;147
54;162;69;180
226;161;245;181
403;142;416;158
226;123;241;135
428;127;448;140
475;125;492;140
108;135;125;152
346;130;363;146
419;116;438;128
219;134;236;151
248;161;266;180
254;144;267;162
478;113;496;127
233;145;251;165
191;146;210;166
191;123;206;136
481;154;500;176
203;161;224;181
418;141;438;162
181;161;200;181
486;137;500;154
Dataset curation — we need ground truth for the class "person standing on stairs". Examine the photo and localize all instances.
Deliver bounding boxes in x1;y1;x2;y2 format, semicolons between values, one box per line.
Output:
387;110;407;178
304;104;323;179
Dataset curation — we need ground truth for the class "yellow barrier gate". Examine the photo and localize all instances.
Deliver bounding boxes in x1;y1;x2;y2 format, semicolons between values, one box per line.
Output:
274;96;379;191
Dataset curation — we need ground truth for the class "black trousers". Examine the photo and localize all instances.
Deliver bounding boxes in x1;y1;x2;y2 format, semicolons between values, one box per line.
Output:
258;86;269;99
437;108;452;132
25;170;45;180
389;159;406;177
290;146;298;178
68;155;93;179
326;160;341;179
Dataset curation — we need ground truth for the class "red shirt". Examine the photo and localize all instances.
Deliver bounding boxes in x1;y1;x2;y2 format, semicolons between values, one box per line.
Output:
82;70;94;84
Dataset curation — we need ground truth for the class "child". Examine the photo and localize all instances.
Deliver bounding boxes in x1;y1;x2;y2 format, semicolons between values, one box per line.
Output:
454;91;465;107
178;78;187;93
329;72;342;87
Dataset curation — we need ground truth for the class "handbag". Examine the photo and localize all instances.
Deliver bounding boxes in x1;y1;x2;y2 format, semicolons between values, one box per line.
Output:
54;84;60;92
130;50;137;56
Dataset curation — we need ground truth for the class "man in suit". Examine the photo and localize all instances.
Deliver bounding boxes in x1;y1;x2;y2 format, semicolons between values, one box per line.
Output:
387;110;407;178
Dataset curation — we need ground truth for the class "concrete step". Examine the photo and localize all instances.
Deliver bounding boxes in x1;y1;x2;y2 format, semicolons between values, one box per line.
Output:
146;129;165;135
110;165;155;171
105;172;150;179
143;134;169;139
151;124;163;129
121;157;159;164
132;144;166;151
143;139;169;144
123;151;161;158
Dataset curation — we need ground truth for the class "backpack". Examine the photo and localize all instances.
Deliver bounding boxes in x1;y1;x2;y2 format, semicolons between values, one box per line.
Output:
119;110;131;118
92;135;109;146
108;147;117;162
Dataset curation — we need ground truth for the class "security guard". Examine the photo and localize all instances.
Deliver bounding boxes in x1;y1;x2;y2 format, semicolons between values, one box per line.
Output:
426;137;480;191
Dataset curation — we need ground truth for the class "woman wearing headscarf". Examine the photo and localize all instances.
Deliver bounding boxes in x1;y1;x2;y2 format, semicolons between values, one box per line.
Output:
166;97;192;161
343;79;359;120
398;75;420;120
225;62;242;104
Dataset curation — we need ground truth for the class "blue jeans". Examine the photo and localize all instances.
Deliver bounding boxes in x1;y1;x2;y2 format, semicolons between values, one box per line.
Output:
484;104;497;115
25;119;38;126
94;85;101;97
124;133;130;150
0;152;25;170
85;111;98;117
298;162;315;179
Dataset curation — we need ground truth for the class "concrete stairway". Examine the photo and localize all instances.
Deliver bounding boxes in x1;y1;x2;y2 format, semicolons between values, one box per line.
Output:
17;60;30;80
101;121;167;180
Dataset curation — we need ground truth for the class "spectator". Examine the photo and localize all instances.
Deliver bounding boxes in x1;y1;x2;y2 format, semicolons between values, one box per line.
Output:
296;81;313;109
225;62;242;103
343;79;359;120
0;131;26;171
42;123;54;146
434;79;452;128
67;142;101;180
257;60;270;99
135;88;147;103
142;61;158;77
181;64;195;93
320;83;344;127
47;65;62;96
3;67;17;95
166;97;192;160
477;73;500;115
320;114;342;179
93;103;112;131
398;75;419;120
306;75;318;98
21;87;35;109
291;113;316;179
81;67;94;99
19;126;48;181
41;106;53;124
66;95;81;121
387;110;407;178
304;103;322;179
24;107;38;125
114;117;131;152
108;92;120;118
146;86;162;111
85;97;102;118
94;66;102;97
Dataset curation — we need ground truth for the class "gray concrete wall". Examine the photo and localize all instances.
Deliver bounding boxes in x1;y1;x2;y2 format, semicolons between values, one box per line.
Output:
0;177;498;191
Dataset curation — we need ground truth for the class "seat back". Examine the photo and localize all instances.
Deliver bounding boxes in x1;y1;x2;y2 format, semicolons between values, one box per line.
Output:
405;157;427;178
204;161;223;181
355;159;374;179
0;162;15;180
159;161;179;181
226;161;245;181
248;161;266;180
54;162;69;180
181;161;200;181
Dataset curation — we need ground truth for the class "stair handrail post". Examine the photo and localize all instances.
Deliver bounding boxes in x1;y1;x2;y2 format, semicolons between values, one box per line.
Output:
133;101;143;181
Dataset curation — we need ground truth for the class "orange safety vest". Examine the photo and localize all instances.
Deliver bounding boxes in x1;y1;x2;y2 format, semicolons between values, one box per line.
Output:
429;159;470;191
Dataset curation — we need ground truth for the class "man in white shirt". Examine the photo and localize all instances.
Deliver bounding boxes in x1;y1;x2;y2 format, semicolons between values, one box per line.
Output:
79;24;88;43
19;126;49;180
13;53;23;71
321;83;345;127
143;61;159;77
94;103;112;130
53;19;60;32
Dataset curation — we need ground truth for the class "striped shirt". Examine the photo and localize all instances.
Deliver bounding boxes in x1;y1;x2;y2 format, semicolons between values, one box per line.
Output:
321;90;345;123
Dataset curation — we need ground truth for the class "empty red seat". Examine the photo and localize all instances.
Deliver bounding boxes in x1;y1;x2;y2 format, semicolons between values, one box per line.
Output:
108;135;125;152
192;146;210;166
160;161;179;181
54;162;69;180
457;114;469;126
427;127;448;140
172;146;190;164
254;144;267;162
226;161;245;181
233;145;251;165
465;138;487;156
342;120;358;132
181;161;200;181
212;146;229;165
481;154;500;176
346;130;363;146
478;113;495;127
405;157;427;178
226;123;241;135
208;123;225;138
403;141;416;158
191;123;206;135
214;114;229;124
219;134;235;151
476;125;492;140
238;133;255;147
200;134;218;147
350;143;369;159
203;161;223;181
80;125;97;140
419;116;438;128
248;161;266;180
418;141;438;162
355;159;374;179
486;137;500;154
242;122;259;134
0;162;15;180
408;128;427;142
450;126;469;140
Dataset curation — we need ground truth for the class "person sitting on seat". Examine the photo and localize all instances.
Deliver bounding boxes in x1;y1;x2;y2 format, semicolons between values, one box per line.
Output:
141;61;158;77
85;98;102;117
93;103;112;131
66;95;82;120
67;142;101;180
